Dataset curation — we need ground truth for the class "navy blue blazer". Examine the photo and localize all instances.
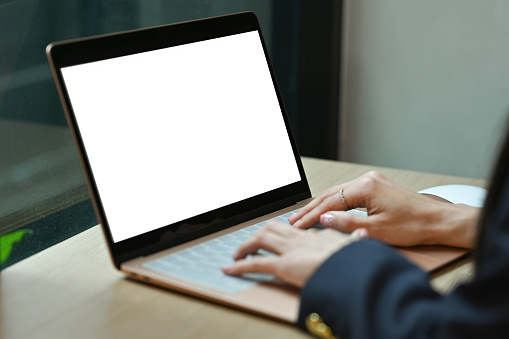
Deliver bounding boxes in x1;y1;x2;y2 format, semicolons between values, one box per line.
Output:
297;180;509;338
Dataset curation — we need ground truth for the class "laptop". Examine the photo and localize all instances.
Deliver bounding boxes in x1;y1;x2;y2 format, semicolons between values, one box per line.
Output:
46;12;468;323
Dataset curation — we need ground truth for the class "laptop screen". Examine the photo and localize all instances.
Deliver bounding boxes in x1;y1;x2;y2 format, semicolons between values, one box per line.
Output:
60;30;301;243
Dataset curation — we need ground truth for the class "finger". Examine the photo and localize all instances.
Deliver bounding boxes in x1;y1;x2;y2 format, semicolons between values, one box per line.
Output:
222;256;277;276
319;211;370;233
291;171;391;227
350;227;369;240
232;222;296;260
293;191;350;229
288;192;331;225
289;183;353;225
339;171;394;209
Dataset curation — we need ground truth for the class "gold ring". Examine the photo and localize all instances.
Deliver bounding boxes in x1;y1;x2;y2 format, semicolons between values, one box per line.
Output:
338;189;349;209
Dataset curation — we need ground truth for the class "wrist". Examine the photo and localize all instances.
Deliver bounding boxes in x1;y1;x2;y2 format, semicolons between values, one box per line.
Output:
431;203;480;249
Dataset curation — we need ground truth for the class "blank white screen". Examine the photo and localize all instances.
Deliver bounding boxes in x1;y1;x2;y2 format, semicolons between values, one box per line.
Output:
61;31;301;242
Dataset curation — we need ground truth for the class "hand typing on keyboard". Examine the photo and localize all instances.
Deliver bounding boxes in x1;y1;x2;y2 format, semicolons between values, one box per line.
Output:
143;211;299;293
222;221;368;288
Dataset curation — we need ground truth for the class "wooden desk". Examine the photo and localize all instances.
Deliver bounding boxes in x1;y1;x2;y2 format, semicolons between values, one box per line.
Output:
1;158;486;339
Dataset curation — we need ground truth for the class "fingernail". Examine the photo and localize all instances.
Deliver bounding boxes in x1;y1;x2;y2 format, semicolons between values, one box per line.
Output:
358;228;368;239
289;213;297;222
320;213;334;226
293;219;301;228
221;265;232;273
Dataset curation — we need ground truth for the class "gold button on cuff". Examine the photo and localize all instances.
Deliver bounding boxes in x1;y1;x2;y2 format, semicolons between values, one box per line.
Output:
305;313;339;339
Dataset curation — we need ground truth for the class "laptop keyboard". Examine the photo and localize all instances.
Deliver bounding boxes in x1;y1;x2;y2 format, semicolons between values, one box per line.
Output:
142;211;297;293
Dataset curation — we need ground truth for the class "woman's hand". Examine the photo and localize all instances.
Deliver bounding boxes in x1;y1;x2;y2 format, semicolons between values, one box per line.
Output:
222;222;368;288
288;171;480;249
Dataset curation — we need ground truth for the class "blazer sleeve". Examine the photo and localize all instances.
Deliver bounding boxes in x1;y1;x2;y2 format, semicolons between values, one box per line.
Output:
297;237;509;338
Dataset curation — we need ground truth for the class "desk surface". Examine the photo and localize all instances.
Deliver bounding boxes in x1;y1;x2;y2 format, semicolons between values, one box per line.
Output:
1;158;486;339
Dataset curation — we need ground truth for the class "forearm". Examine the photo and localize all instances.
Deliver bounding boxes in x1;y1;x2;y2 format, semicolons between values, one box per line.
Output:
298;234;509;338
